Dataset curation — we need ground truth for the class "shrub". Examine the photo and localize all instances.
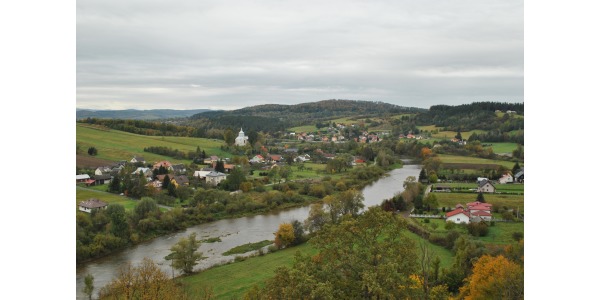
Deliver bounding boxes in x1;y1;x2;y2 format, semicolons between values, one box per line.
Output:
512;232;524;241
467;222;489;237
267;245;278;253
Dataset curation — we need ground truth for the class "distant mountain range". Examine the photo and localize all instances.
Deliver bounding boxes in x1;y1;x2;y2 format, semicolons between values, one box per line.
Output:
76;109;211;120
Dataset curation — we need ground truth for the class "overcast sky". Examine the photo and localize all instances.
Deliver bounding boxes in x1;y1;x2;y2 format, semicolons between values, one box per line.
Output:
76;0;523;110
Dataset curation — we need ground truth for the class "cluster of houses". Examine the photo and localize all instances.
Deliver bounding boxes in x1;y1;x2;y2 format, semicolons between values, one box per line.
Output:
445;201;493;224
292;125;390;144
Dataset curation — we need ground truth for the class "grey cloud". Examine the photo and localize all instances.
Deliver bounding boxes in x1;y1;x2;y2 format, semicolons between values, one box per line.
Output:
77;0;524;110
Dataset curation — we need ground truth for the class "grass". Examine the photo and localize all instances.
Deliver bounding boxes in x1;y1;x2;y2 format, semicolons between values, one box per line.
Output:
222;240;273;256
437;154;517;169
76;186;138;211
76;123;228;165
432;183;524;193
477;222;524;245
402;230;454;269
483;142;519;154
181;243;318;299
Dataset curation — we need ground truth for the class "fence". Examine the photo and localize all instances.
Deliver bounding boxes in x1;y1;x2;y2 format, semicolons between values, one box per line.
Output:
409;214;443;219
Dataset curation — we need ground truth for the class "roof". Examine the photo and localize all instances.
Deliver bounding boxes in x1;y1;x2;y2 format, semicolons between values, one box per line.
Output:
79;198;108;209
132;156;145;161
445;208;470;218
478;180;495;188
153;161;173;169
469;205;492;211
93;174;112;180
173;175;189;185
515;170;524;178
471;211;492;217
467;201;492;207
76;174;90;180
206;171;227;177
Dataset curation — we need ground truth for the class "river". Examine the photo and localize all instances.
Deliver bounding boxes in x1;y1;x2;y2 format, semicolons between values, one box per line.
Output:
75;163;421;299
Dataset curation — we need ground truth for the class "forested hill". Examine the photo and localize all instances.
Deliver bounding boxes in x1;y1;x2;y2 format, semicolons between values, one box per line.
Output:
76;109;211;120
190;99;425;129
415;102;524;132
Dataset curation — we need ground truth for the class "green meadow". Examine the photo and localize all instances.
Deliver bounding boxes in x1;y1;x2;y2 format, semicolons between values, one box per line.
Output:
437;154;517;169
432;183;524;194
76;186;138;211
76;123;227;164
430;192;524;213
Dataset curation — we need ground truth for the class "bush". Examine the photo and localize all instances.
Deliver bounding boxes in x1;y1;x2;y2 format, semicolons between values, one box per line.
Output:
424;218;430;223
267;245;278;253
512;232;524;241
444;221;456;231
467;222;489;237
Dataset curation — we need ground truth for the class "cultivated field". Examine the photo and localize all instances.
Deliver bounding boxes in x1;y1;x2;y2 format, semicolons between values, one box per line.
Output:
432;183;524;194
76;123;227;165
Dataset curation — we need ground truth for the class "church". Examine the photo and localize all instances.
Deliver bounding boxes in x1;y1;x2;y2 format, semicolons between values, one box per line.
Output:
235;128;249;146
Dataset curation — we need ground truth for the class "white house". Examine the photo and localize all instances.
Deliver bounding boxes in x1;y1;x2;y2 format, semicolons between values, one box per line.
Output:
445;209;471;224
194;168;214;179
235;128;249;146
498;173;514;184
205;171;227;186
446;201;494;223
477;180;496;193
131;156;146;164
78;198;108;213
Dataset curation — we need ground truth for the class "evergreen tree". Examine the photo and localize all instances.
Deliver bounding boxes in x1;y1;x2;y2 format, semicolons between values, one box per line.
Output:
512;162;521;176
477;192;485;203
418;168;427;182
215;160;225;173
162;175;171;190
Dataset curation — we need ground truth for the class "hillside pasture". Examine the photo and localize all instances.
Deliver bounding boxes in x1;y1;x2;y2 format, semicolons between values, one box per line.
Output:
76;123;227;165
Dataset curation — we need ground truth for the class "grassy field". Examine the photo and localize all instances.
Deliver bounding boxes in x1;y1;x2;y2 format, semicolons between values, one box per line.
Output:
431;192;524;213
484;142;519;154
416;218;524;245
76;186;138;211
432;183;524;193
76;123;227;165
437;154;517;169
181;243;318;299
403;230;454;269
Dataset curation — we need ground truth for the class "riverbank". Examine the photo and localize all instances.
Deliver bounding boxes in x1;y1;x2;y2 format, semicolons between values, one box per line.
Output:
76;163;422;299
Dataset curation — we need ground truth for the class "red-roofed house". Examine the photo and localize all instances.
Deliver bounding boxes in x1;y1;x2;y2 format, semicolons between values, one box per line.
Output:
446;202;493;223
445;208;471;224
153;161;173;171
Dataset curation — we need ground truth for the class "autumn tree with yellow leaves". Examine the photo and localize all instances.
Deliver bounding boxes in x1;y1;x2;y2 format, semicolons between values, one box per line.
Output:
459;254;524;300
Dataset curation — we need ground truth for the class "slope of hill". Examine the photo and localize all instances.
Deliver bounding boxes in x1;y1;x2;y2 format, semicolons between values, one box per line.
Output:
76;109;211;120
189;99;426;129
76;123;227;167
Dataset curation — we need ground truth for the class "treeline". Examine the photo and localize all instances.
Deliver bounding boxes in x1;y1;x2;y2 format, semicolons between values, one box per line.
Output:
143;146;207;161
415;102;524;132
190;99;424;128
469;130;524;145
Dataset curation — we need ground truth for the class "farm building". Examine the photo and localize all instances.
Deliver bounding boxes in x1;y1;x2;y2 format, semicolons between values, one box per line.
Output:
79;198;108;213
